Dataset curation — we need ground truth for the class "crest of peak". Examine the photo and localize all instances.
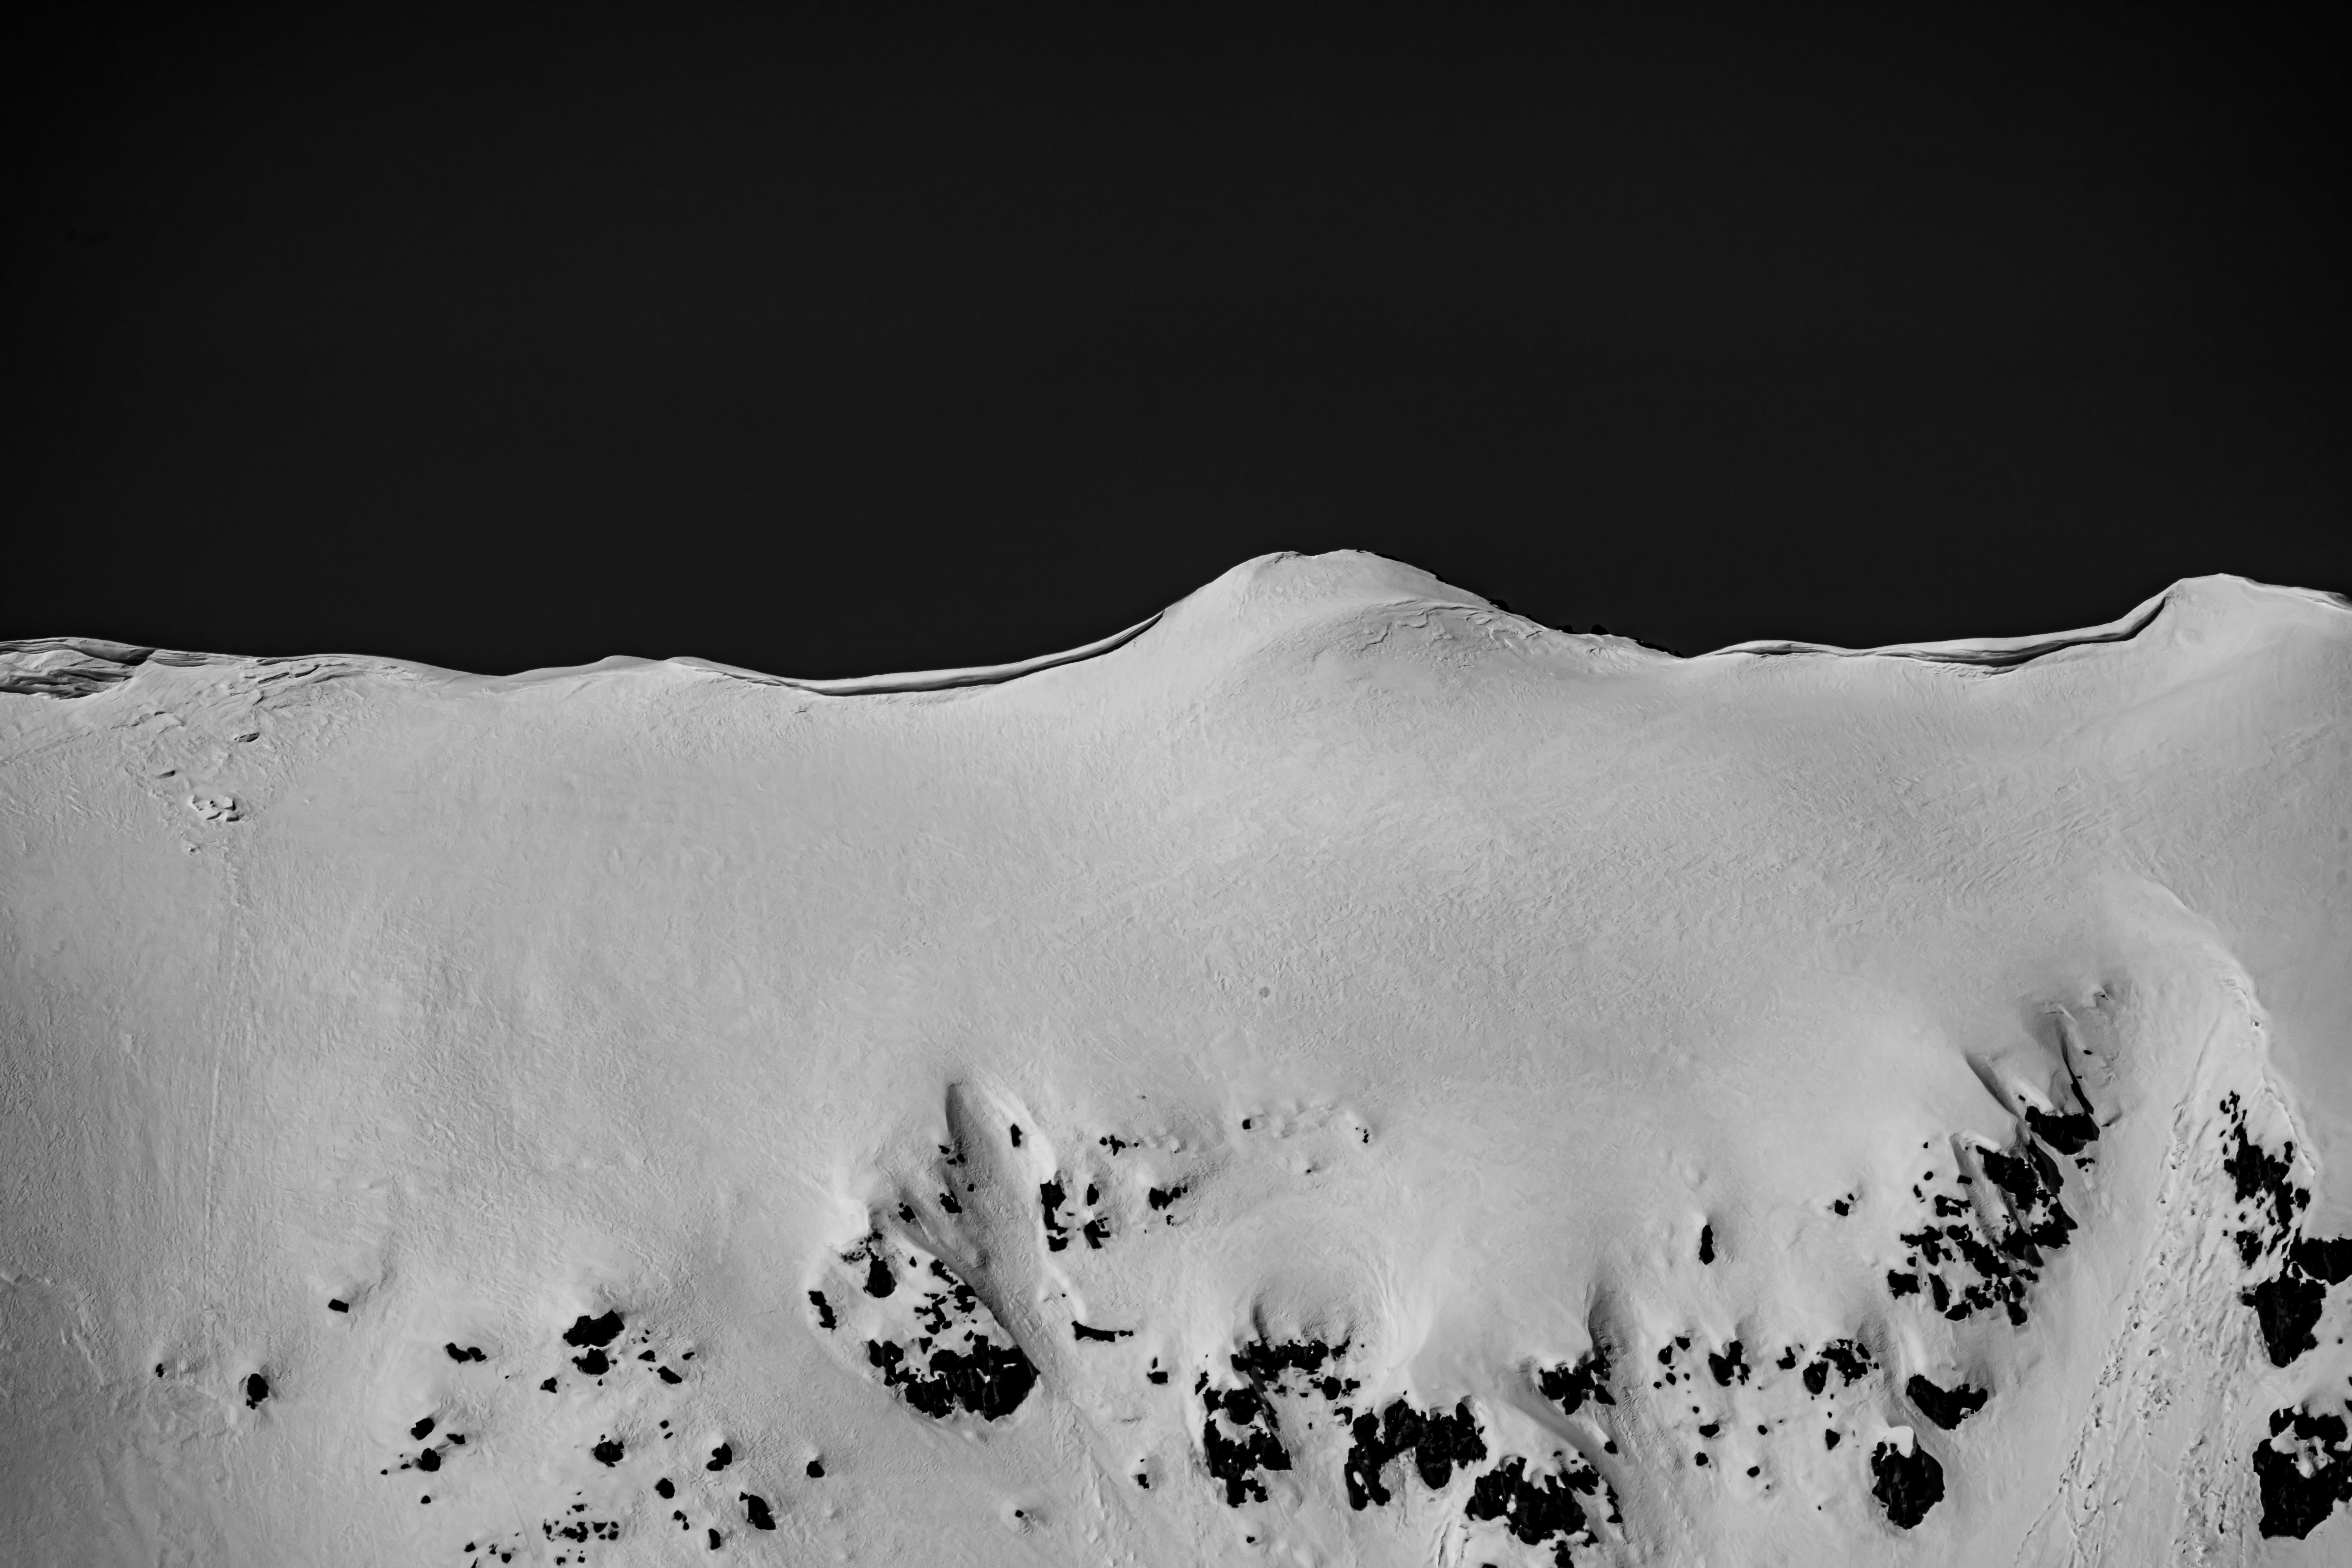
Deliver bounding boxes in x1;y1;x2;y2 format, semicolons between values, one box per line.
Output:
2163;573;2349;617
1192;551;1496;612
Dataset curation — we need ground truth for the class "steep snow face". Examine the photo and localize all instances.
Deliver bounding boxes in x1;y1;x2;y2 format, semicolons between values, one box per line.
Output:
3;552;2350;1566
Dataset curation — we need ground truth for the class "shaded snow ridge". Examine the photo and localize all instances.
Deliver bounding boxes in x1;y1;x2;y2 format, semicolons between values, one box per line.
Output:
23;565;2338;702
0;612;1167;701
1714;589;2174;668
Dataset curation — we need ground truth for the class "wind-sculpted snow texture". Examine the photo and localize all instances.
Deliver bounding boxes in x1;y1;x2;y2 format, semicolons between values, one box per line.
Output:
4;554;2351;1565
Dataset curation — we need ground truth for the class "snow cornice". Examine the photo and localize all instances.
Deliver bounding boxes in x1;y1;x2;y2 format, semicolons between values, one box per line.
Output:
4;563;2342;701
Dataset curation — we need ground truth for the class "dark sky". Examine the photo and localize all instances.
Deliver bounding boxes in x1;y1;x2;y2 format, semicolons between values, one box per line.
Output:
7;7;2345;673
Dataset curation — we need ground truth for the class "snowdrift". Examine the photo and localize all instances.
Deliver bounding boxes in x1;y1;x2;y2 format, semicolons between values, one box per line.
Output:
3;551;2349;1566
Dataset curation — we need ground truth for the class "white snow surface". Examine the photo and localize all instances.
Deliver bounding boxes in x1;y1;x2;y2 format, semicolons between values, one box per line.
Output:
3;550;2350;1566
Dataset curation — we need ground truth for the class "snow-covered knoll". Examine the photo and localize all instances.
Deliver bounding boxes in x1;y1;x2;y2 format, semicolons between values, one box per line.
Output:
3;552;2349;1565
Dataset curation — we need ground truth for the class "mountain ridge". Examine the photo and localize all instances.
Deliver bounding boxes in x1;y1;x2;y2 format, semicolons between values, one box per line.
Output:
4;553;2344;701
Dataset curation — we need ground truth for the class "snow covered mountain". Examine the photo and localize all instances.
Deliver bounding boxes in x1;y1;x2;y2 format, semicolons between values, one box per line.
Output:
4;551;2349;1566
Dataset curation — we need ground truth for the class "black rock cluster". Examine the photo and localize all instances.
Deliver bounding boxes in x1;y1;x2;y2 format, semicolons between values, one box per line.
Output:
1905;1374;1989;1431
1464;1452;1611;1564
864;1335;1037;1423
2220;1095;2352;1539
1198;1377;1293;1505
2256;1404;2352;1539
1869;1436;1945;1530
1341;1398;1488;1510
1536;1345;1615;1417
2225;1095;2352;1368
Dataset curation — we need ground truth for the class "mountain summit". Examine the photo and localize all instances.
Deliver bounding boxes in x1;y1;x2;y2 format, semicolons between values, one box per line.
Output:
4;554;2349;1563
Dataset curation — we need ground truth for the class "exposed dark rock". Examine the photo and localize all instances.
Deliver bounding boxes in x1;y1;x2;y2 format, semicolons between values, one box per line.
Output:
563;1311;625;1349
243;1372;269;1408
2222;1094;2307;1240
2292;1235;2352;1285
864;1335;1038;1422
1706;1341;1747;1387
1536;1345;1615;1415
1870;1436;1945;1528
742;1493;775;1530
2245;1272;2328;1367
905;1263;969;1337
1906;1374;1990;1430
1463;1453;1605;1558
1698;1225;1715;1265
1038;1179;1070;1251
1230;1338;1353;1394
1199;1380;1291;1506
2242;1221;2352;1367
706;1441;732;1471
1073;1321;1133;1343
1193;1337;1360;1505
2024;1105;2099;1156
1818;1340;1873;1382
1885;1122;2090;1332
2218;1098;2351;1369
1802;1339;1873;1397
592;1437;623;1466
2254;1405;2352;1539
863;1254;896;1298
543;1514;621;1545
1341;1399;1487;1510
1980;1144;2078;1254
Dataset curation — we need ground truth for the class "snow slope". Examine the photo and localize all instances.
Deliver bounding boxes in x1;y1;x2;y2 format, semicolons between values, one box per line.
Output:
3;551;2349;1567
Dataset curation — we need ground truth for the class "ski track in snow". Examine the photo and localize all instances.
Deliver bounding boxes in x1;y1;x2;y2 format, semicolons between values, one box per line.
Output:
4;553;2351;1565
2020;981;2268;1566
